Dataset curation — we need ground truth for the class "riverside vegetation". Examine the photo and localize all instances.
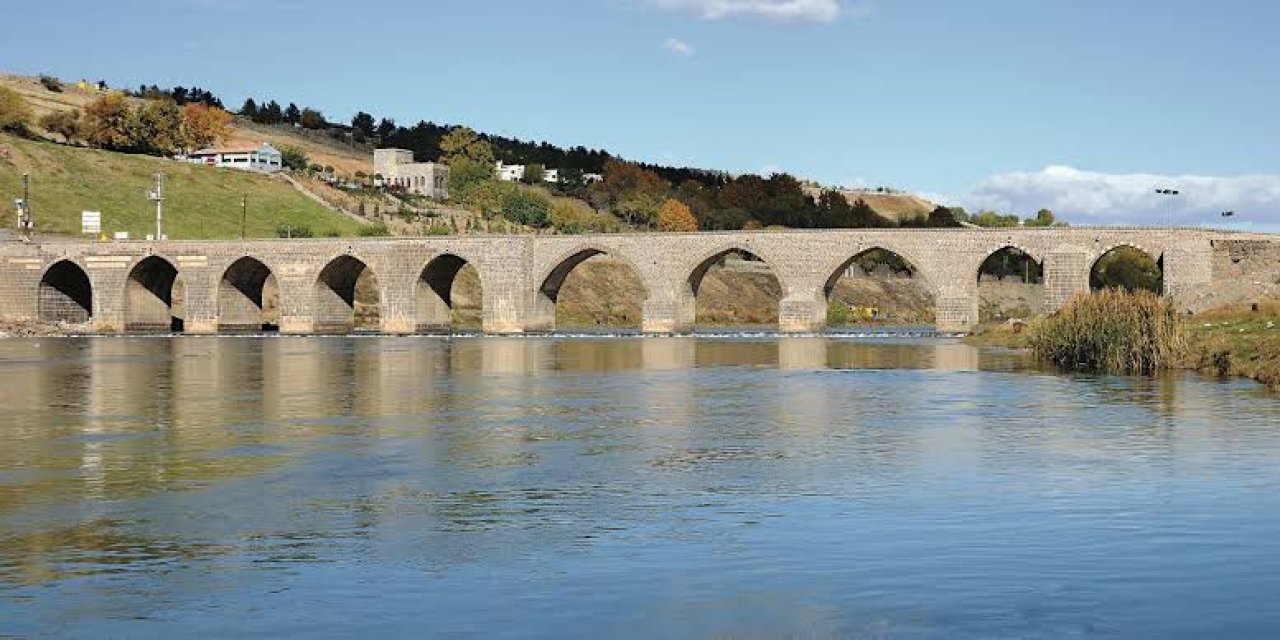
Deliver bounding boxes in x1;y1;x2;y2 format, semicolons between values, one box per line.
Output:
971;292;1280;390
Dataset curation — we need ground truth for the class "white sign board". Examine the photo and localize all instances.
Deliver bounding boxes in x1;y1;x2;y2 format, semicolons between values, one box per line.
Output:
81;211;102;235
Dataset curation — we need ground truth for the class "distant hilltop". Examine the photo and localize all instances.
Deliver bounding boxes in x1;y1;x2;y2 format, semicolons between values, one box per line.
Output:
800;183;939;223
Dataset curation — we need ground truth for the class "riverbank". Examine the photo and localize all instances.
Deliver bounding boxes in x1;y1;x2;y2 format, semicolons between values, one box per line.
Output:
965;304;1280;390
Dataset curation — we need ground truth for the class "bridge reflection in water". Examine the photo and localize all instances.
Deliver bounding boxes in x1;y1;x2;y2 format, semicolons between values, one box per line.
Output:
3;333;1276;639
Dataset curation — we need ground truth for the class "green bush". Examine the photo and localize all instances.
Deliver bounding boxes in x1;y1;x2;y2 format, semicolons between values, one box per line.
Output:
279;146;309;170
276;224;313;238
500;188;552;228
1027;289;1185;375
358;221;391;237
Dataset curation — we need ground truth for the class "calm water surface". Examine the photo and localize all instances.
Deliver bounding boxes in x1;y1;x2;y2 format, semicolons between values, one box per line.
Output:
2;336;1279;638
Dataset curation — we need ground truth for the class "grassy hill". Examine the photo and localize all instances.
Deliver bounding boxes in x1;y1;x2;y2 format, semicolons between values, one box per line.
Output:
0;133;364;239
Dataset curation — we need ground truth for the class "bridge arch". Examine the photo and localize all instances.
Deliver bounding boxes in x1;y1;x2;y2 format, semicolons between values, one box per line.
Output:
532;245;651;331
685;244;784;328
124;254;183;332
977;245;1045;322
314;253;381;333
38;259;93;324
1090;243;1164;294
820;246;936;327
217;256;280;332
415;252;485;333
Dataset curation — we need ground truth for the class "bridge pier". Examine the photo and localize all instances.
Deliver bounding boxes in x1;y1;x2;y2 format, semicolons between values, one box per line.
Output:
1043;245;1091;312
779;294;826;334
935;286;979;334
641;292;695;334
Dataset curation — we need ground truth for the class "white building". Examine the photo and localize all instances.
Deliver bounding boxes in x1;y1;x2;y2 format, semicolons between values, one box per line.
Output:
374;148;450;199
188;142;283;173
496;161;525;182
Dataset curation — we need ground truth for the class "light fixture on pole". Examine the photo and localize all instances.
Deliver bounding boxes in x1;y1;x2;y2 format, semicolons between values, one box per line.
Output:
1153;187;1180;227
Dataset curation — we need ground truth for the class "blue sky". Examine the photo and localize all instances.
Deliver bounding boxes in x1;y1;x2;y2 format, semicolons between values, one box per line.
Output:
4;0;1279;227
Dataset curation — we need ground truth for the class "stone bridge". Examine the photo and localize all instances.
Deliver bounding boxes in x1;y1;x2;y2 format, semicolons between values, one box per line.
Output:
0;228;1271;334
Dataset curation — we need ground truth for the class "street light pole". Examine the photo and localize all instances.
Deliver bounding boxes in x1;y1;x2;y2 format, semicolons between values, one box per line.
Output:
241;195;247;239
1154;187;1180;227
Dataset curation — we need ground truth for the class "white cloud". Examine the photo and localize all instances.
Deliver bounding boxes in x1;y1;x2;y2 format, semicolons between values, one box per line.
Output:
962;165;1280;228
663;37;695;55
650;0;845;24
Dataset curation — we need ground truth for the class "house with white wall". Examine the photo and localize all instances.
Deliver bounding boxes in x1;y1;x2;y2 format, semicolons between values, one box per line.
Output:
188;142;283;173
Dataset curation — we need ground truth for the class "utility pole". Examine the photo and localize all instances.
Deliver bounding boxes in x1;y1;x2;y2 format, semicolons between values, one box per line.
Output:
241;195;247;239
147;173;165;240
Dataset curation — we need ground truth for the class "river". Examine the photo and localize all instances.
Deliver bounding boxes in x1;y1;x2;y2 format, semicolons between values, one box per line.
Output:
2;336;1279;638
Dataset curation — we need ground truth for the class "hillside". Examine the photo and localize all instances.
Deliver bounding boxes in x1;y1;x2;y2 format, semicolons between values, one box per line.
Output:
0;133;364;239
800;183;939;223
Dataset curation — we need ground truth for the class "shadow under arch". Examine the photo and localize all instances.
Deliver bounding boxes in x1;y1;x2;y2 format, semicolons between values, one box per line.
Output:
218;256;280;332
977;245;1045;322
1090;244;1164;294
687;246;782;329
533;247;651;331
125;255;183;332
315;254;381;333
822;247;934;327
415;253;484;333
38;259;93;324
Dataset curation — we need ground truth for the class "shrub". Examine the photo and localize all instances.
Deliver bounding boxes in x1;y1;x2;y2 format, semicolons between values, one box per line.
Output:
322;229;342;238
500;188;552;228
39;75;62;92
280;146;309;170
39;109;80;142
0;86;33;135
358;221;391;237
276;224;313;238
1027;289;1185;375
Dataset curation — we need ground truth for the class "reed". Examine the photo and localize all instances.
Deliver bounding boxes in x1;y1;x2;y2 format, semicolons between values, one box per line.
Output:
1027;289;1186;375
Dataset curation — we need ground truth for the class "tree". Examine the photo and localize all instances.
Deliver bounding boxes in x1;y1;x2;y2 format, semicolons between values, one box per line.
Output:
440;126;494;166
1025;208;1056;227
180;103;232;152
500;189;552;227
39;109;80;142
126;99;183;154
79;93;133;150
299;107;326;130
261;100;283;124
523;163;545;184
0;86;33;135
926;206;963;228
239;98;258;119
972;210;1021;228
284;102;301;125
351;111;375;139
279;145;309;170
441;127;496;192
657;198;698;232
376;117;397;142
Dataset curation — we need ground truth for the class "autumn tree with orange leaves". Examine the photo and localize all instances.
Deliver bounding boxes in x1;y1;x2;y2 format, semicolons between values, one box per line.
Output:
657;198;698;232
180;103;232;153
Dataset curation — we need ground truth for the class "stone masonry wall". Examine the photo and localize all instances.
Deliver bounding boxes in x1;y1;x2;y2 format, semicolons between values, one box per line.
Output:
0;228;1269;334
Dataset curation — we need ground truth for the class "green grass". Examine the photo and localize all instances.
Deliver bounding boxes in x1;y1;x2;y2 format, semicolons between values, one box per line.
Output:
1182;304;1280;389
0;134;365;239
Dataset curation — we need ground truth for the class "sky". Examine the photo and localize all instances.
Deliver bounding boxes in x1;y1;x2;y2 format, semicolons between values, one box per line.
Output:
4;0;1280;228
